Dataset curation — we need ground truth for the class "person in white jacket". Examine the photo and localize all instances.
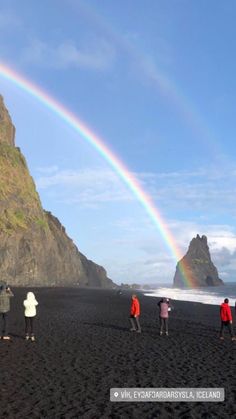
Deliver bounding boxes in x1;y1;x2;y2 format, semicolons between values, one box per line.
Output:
23;292;38;341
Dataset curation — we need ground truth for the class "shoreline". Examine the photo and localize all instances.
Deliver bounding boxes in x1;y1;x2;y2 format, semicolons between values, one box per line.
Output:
143;283;236;307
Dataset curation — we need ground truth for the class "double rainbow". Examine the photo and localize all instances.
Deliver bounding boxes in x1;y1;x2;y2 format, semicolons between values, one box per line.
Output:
0;62;194;286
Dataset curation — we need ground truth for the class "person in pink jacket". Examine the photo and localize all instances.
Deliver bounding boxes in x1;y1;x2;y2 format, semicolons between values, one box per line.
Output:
158;298;169;336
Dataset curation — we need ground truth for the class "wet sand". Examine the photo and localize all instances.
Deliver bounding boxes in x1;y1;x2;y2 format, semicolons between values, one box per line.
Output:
0;287;235;418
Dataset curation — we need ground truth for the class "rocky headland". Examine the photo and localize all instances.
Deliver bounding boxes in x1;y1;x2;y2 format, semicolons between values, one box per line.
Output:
173;234;224;288
0;95;114;287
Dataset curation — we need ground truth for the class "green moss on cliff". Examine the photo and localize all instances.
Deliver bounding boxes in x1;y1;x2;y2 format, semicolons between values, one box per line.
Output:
35;217;49;231
0;143;49;234
0;143;25;167
0;209;27;232
0;143;39;202
192;258;210;264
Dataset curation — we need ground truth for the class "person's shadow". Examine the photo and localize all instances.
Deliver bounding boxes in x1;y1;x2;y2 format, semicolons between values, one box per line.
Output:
9;333;25;340
83;322;128;331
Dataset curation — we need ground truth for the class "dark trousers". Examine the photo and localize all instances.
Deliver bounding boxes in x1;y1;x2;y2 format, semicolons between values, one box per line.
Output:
220;321;234;337
160;317;168;333
130;316;141;332
25;317;34;336
0;313;8;336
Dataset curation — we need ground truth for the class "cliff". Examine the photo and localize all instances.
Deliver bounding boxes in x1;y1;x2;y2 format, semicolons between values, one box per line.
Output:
173;234;224;288
0;95;114;287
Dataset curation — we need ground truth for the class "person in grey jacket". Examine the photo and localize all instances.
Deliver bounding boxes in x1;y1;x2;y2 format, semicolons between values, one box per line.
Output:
0;284;14;340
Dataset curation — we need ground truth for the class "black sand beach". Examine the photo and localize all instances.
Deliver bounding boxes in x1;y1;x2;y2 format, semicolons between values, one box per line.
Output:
0;288;235;418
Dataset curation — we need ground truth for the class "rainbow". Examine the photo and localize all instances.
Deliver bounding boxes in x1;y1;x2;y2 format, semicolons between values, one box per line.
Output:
75;0;219;158
0;62;194;287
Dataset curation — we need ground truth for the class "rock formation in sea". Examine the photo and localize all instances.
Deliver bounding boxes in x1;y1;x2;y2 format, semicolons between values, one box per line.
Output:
173;234;224;288
0;95;114;287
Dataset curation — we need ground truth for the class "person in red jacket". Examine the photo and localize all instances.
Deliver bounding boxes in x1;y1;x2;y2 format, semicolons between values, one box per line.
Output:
220;298;236;341
130;294;141;333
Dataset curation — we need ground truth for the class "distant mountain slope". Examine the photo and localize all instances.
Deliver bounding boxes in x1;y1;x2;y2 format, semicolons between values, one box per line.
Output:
0;95;114;287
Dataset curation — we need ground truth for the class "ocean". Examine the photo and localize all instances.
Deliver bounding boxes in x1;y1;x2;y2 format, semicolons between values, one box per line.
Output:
144;283;236;306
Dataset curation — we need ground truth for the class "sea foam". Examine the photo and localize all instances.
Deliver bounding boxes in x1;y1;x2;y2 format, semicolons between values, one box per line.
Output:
145;284;236;306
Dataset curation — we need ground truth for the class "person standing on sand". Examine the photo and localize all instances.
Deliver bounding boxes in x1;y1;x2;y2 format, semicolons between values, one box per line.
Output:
220;298;236;341
23;292;38;341
0;284;14;340
158;297;169;336
130;294;141;333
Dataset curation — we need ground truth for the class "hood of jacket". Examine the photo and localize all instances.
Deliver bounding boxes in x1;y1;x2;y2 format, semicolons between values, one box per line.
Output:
26;292;36;301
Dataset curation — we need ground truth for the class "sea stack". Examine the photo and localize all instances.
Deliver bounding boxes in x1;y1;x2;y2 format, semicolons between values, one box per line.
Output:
173;234;224;288
0;95;114;287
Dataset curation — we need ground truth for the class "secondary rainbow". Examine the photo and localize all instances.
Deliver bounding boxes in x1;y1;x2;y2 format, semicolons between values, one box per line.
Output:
0;62;194;287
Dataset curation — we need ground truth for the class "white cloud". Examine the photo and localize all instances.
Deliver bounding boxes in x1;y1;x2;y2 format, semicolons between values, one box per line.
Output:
36;165;59;174
22;38;116;71
90;214;236;283
35;165;236;214
35;165;236;283
36;167;133;206
136;167;236;216
213;247;236;268
106;256;174;284
169;221;236;282
168;220;236;255
106;221;236;284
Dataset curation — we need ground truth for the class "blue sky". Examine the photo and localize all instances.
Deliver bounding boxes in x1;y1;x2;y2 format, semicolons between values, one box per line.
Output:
1;1;236;284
